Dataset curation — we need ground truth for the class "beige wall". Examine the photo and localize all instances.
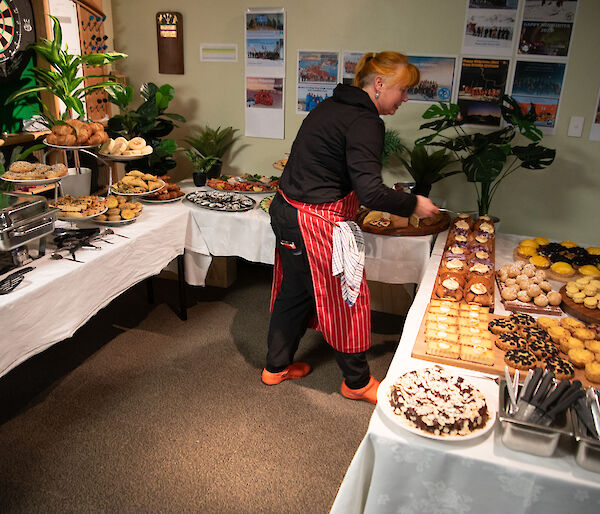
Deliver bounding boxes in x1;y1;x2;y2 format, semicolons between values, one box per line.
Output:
110;0;600;244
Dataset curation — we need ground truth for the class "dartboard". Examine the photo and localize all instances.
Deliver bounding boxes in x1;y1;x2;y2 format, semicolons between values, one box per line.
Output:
0;0;35;80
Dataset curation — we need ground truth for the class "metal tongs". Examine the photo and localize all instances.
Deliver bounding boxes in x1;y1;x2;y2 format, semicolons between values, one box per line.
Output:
0;267;34;295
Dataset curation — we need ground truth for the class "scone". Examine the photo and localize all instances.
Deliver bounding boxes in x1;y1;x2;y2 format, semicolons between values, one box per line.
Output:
567;348;595;368
585;361;600;384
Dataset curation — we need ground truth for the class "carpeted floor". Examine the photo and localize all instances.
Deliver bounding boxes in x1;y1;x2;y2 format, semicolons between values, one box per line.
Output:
0;261;404;513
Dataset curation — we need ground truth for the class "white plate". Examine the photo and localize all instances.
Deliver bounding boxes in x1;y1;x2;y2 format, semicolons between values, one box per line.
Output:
140;195;184;204
377;368;497;442
1;175;64;185
94;215;138;226
44;139;99;150
110;180;165;197
56;205;108;221
98;151;152;161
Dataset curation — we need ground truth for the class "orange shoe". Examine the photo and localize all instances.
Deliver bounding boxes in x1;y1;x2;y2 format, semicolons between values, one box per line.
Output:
340;376;379;404
261;362;311;385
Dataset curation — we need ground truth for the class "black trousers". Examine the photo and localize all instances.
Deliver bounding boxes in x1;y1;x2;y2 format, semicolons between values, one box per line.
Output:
266;194;371;389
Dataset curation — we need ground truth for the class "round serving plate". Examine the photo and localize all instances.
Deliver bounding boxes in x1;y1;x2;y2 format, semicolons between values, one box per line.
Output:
94;215;138;226
377;367;497;442
43;139;99;150
98;151;152;162
185;191;256;212
140;195;184;204
56;205;108;222
110;180;165;197
0;175;63;185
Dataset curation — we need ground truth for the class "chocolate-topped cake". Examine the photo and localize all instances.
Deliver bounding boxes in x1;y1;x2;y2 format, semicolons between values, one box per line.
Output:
387;367;489;437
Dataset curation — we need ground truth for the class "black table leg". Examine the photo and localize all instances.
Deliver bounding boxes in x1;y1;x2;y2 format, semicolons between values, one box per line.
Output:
177;253;187;321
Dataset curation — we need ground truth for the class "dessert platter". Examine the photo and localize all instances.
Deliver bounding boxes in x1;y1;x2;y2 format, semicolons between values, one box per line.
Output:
560;276;600;324
206;174;279;193
50;195;107;221
185;190;256;212
110;170;165;196
377;366;496;441
94;195;142;225
514;237;600;283
44;119;108;148
1;161;68;184
98;136;153;161
356;208;450;236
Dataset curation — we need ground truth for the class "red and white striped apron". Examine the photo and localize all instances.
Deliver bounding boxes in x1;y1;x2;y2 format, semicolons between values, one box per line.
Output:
270;190;371;353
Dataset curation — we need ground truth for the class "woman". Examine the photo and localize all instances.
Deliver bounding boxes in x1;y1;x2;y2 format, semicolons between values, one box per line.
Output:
262;51;439;404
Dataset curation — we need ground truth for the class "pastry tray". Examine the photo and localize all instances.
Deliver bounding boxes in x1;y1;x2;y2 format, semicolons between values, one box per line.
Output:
495;275;563;317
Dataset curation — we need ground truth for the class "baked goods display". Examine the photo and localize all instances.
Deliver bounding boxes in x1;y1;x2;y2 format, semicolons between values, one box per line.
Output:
94;195;142;223
110;170;165;195
514;237;600;282
2;161;68;182
141;175;184;201
45;119;108;147
99;136;153;158
50;195;107;219
384;367;490;438
206;174;279;193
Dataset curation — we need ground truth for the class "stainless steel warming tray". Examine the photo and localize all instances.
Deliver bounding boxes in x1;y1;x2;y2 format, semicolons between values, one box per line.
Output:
0;193;59;251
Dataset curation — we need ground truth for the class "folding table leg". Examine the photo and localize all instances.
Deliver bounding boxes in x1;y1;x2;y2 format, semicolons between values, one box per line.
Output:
177;254;187;321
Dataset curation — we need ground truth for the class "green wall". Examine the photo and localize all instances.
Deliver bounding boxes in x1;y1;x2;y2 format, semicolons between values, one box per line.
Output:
110;0;600;244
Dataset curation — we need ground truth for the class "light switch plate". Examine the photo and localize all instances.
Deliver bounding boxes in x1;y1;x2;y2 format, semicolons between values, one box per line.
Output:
568;116;584;137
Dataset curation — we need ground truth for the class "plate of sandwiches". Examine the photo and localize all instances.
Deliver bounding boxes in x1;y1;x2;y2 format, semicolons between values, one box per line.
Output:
1;161;68;184
51;195;108;220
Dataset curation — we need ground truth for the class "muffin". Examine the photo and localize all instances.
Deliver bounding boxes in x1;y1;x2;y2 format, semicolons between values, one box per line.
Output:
567;348;595;368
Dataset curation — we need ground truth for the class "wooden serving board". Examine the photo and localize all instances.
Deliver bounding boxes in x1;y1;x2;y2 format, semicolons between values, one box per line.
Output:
560;285;600;325
495;275;563;316
410;305;595;387
357;210;450;237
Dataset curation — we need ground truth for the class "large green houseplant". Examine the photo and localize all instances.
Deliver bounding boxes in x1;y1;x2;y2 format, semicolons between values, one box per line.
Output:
5;15;126;124
415;94;556;216
183;125;240;181
106;82;186;175
397;144;459;196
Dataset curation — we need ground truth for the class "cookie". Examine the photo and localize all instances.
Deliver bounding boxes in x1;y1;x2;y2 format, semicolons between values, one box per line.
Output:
543;357;575;380
585;361;600;384
488;318;517;335
505;349;538;370
567;348;595;368
509;312;536;329
528;339;559;360
521;326;550;342
495;333;528;351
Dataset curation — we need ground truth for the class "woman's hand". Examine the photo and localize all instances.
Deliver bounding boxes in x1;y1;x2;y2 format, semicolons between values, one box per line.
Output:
413;195;440;218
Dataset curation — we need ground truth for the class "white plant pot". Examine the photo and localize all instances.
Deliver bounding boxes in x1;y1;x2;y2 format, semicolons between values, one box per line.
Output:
61;167;92;197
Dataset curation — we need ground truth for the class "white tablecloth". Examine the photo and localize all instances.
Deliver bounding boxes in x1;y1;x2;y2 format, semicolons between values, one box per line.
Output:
180;181;434;286
330;231;600;514
0;201;190;378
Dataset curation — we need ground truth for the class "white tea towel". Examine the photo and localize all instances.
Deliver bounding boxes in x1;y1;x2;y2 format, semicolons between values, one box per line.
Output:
332;220;365;307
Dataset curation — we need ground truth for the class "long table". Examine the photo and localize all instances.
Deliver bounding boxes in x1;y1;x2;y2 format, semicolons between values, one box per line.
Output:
330;232;600;513
0;200;189;378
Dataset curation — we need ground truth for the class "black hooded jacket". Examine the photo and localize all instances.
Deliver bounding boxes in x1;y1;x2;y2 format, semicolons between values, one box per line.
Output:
279;83;417;216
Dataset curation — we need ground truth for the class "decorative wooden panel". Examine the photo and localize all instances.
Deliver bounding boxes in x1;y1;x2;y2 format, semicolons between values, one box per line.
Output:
156;11;183;74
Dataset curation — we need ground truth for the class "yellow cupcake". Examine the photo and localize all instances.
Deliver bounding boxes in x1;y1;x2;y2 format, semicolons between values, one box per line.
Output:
520;239;539;248
568;348;595;368
587;247;600;256
560;336;584;354
551;262;575;276
585;340;600;353
585;361;600;383
534;237;550;246
579;265;600;277
561;241;578;248
548;325;571;343
537;316;559;331
518;246;538;258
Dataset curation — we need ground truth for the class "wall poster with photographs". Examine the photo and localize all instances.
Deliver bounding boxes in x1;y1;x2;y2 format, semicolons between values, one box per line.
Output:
342;51;366;86
457;57;510;127
407;55;457;103
245;8;285;139
510;59;566;131
297;51;339;113
518;0;578;57
462;0;519;56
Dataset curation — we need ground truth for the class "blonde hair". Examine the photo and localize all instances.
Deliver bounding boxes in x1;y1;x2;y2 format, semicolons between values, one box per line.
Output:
353;51;420;89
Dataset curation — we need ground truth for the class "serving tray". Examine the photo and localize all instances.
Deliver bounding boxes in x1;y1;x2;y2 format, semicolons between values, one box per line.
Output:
560;285;600;325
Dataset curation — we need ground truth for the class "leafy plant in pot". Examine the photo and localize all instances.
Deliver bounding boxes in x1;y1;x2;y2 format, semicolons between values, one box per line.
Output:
5;15;126;124
415;94;556;217
183;126;240;185
106;82;186;175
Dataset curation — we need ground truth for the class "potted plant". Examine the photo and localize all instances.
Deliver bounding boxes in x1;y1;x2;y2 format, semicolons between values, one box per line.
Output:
382;128;406;168
397;144;459;197
5;15;126;124
415;94;556;216
182;126;240;183
105;82;186;175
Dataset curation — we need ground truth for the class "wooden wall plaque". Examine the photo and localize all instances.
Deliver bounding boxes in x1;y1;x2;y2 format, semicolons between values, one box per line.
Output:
156;11;184;74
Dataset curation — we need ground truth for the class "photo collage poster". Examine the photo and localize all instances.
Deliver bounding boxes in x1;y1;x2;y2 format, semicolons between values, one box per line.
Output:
462;0;520;56
244;8;285;139
296;51;339;113
407;56;457;103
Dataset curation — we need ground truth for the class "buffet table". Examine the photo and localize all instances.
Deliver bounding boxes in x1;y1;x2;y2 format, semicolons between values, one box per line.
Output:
180;181;434;287
330;232;600;514
0;200;190;378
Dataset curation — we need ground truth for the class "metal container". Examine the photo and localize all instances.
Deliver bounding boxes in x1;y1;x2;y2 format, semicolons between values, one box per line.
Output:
0;193;58;251
498;380;573;457
570;408;600;473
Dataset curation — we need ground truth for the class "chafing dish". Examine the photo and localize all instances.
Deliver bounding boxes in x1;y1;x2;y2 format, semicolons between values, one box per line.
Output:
0;193;58;252
571;398;600;473
498;379;573;457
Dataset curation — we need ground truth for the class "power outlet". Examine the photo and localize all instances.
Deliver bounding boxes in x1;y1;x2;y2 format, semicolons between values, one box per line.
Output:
568;116;584;137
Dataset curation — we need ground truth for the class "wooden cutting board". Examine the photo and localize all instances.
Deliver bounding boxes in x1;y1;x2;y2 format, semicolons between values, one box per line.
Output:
357;210;450;237
560;285;600;325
